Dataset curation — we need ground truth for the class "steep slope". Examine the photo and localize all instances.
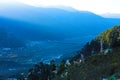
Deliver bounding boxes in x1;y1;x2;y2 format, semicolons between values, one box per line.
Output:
73;25;120;57
66;48;120;80
52;26;120;80
66;25;120;80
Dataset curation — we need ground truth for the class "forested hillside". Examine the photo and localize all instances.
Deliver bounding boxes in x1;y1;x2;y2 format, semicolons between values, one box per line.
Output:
7;26;120;80
65;25;120;80
53;25;120;80
74;25;120;58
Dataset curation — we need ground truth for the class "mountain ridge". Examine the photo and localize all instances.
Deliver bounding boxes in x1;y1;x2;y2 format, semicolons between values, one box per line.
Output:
0;6;120;41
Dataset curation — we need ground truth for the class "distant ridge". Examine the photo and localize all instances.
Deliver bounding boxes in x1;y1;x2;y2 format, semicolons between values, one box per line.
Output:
101;13;120;18
0;3;120;41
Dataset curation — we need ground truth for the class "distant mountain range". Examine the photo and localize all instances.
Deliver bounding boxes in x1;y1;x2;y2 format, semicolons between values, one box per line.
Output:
0;3;120;41
101;13;120;18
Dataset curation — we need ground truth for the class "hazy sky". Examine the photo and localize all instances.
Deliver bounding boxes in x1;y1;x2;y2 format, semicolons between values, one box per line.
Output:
0;0;120;14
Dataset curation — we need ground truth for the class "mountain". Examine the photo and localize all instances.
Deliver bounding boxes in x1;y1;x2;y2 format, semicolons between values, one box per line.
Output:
65;26;120;80
65;48;120;80
73;25;120;58
0;3;120;41
101;13;120;18
0;4;120;65
0;17;66;40
0;27;25;48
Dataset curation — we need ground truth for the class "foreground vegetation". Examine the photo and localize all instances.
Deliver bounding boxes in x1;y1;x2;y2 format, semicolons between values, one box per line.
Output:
11;47;120;80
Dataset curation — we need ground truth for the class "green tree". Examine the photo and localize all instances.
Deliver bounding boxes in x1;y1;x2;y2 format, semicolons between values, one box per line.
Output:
57;60;67;75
